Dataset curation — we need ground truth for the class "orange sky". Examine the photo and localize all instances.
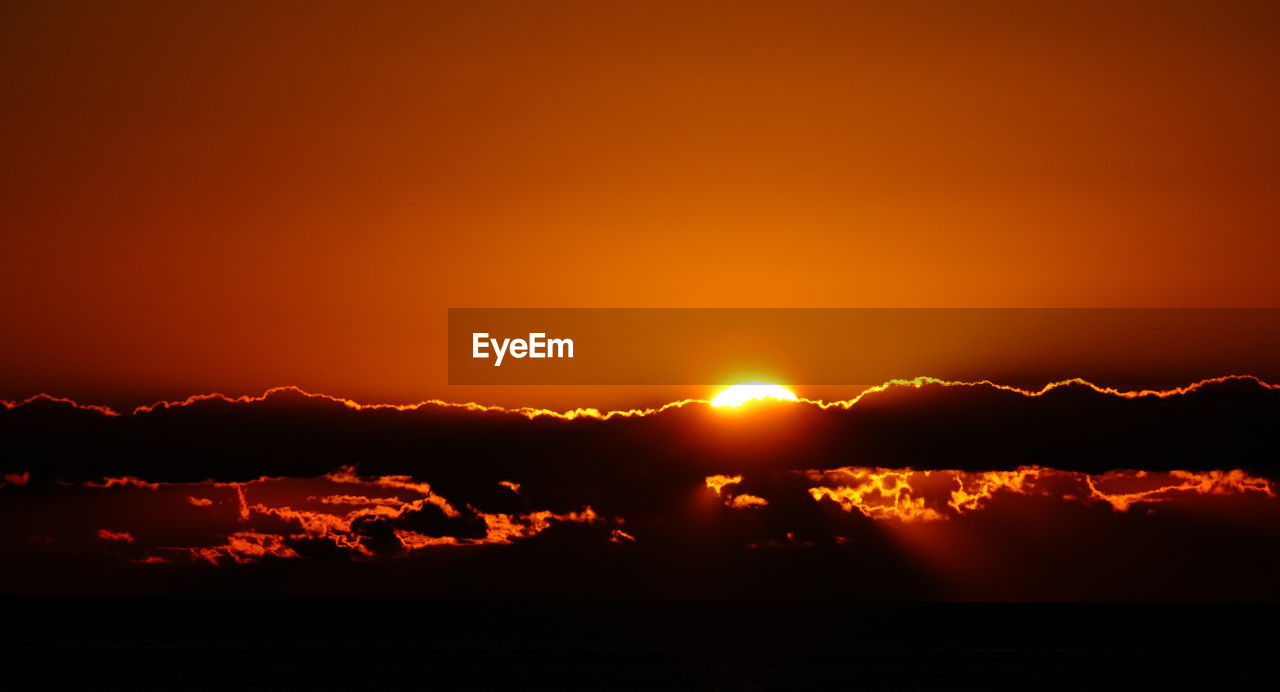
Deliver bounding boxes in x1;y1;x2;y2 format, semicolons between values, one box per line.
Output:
2;1;1280;409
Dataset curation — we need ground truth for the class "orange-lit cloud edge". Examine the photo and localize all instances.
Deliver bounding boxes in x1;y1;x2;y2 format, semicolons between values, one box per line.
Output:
4;374;1278;421
707;467;1276;523
82;464;1279;566
88;466;615;565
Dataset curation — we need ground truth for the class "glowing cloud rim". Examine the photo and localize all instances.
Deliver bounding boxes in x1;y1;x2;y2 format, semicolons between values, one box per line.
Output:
1;374;1278;420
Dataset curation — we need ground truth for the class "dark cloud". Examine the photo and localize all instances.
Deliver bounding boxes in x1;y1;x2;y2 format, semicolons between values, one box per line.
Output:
1;378;1279;599
3;379;1277;486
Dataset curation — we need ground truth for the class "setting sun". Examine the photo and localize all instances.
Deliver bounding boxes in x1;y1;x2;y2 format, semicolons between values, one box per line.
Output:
710;382;799;407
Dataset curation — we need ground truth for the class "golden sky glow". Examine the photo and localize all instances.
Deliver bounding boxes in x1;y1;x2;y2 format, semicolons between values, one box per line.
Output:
2;2;1280;411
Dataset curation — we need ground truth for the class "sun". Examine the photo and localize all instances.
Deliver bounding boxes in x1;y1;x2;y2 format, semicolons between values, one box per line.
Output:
710;382;799;407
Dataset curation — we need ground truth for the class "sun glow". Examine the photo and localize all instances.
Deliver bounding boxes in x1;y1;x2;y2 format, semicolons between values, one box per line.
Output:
710;382;799;407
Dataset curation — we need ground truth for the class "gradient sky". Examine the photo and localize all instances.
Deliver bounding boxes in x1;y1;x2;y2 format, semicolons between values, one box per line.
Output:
3;1;1280;409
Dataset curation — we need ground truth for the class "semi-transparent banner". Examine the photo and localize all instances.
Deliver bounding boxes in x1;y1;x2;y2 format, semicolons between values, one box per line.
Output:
447;308;1280;386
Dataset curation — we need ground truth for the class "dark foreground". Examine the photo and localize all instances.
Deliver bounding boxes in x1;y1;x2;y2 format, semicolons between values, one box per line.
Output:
0;599;1276;690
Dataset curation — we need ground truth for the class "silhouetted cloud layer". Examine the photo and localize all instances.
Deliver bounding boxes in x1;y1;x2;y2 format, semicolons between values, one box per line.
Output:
1;377;1279;600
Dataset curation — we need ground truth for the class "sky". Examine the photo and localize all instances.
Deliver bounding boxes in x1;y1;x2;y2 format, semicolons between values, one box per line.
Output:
3;0;1280;409
3;0;1280;614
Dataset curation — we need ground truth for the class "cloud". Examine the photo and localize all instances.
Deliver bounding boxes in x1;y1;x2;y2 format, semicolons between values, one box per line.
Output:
2;376;1280;600
803;467;1274;521
3;378;1278;492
